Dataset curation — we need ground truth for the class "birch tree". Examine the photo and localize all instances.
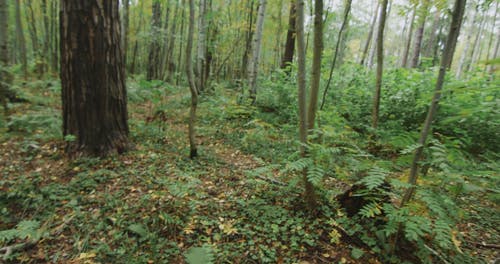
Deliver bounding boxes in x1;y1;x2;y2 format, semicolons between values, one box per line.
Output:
248;0;267;104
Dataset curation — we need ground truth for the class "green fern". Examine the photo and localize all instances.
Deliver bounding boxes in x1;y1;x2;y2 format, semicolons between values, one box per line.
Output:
357;167;388;190
359;202;383;218
307;166;325;186
0;220;41;243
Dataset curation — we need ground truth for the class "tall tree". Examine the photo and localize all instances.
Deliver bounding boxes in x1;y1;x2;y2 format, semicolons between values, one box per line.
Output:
15;0;27;77
401;6;416;67
295;0;315;209
147;0;162;80
0;0;8;114
60;0;129;156
320;0;352;110
247;0;267;104
360;3;380;66
197;0;208;92
280;0;296;73
410;0;430;68
371;0;389;129
186;0;199;158
401;0;466;205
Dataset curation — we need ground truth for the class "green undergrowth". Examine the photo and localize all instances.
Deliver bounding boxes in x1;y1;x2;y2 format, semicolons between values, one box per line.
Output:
1;71;499;263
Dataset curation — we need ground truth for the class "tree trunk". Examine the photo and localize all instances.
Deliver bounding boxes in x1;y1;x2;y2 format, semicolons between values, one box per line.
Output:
371;0;388;129
456;5;477;78
280;0;296;74
468;14;486;72
401;0;466;206
26;1;39;60
0;0;8;114
241;0;256;79
14;0;27;77
360;3;380;65
410;0;430;68
61;0;129;156
367;4;381;68
164;1;179;81
186;0;198;158
247;0;266;104
402;7;416;67
485;1;498;73
130;0;145;74
147;1;162;80
295;0;316;210
41;0;50;74
320;0;352;110
197;0;207;92
422;11;441;61
50;0;59;73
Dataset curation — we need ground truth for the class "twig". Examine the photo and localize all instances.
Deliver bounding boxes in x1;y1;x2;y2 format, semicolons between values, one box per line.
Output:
467;241;500;250
423;244;451;264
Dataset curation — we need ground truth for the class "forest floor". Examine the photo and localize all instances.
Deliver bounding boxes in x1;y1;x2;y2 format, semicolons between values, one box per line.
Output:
0;78;498;263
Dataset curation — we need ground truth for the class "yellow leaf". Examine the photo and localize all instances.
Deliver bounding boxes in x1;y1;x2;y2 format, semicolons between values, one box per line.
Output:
78;252;96;259
451;230;463;253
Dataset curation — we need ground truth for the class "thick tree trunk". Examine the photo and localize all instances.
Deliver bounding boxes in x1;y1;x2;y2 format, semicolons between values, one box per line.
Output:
401;0;466;206
247;0;266;104
186;0;198;158
307;0;323;131
320;0;352;110
147;1;162;80
360;3;379;65
371;0;389;129
14;0;27;77
401;7;416;67
61;0;129;156
280;0;297;74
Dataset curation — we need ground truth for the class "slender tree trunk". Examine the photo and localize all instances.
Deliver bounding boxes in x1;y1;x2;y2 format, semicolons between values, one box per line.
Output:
489;33;500;75
0;0;8;114
423;11;441;60
14;0;27;77
159;1;171;78
197;0;207;92
320;0;352;110
26;0;39;59
242;0;256;79
186;0;198;158
280;0;296;74
295;0;315;210
456;5;477;78
50;0;59;73
61;0;129;156
468;14;486;72
401;0;466;206
41;0;50;74
485;1;499;73
402;7;416;67
410;0;430;68
130;0;145;74
247;0;266;104
360;3;380;65
307;0;323;131
147;1;162;80
164;1;179;81
367;5;381;68
371;0;389;129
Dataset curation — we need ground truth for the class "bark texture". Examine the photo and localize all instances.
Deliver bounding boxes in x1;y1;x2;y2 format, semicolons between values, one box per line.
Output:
248;0;267;104
280;0;296;73
186;0;198;158
61;0;129;156
371;0;389;129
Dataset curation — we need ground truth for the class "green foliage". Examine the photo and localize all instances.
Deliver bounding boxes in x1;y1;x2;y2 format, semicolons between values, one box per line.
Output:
0;220;43;243
185;245;214;264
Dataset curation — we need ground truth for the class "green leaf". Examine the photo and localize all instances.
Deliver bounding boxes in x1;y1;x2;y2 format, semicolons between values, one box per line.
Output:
185;246;213;264
127;223;149;238
351;247;364;259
